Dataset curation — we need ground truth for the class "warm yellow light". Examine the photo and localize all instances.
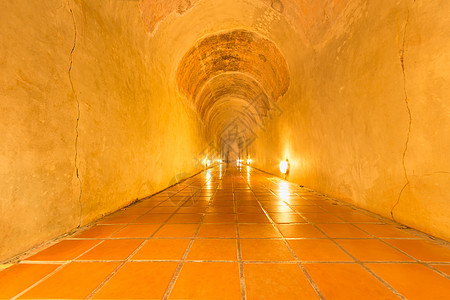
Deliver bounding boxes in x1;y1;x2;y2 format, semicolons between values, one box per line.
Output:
280;160;289;174
206;160;211;167
246;158;252;164
217;159;222;163
278;181;290;201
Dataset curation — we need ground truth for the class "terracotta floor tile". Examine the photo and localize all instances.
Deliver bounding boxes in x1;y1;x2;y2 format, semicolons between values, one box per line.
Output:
269;213;306;223
291;205;325;213
9;166;450;299
285;199;316;205
111;224;160;238
197;224;237;238
94;262;178;299
236;200;260;206
213;196;234;200
148;207;179;214
300;212;345;223
237;213;270;223
234;195;256;201
261;205;295;213
203;213;236;223
167;213;203;223
160;197;186;205
187;239;237;261
239;224;281;238
78;239;144;261
96;213;139;224
431;264;450;276
153;224;199;237
321;205;355;215
26;240;101;261
132;239;190;260
244;264;318;299
182;200;211;207
206;206;235;213
133;213;172;223
119;207;152;215
277;224;325;238
133;201;162;209
384;239;450;262
301;195;327;201
169;262;241;299
75;225;124;238
20;262;119;299
209;201;234;207
367;263;450;299
288;239;354;262
240;239;294;261
332;211;381;223
0;264;59;299
305;263;397;299
147;196;169;201
176;206;207;213
355;224;418;238
316;223;371;238
236;206;264;213
336;239;414;262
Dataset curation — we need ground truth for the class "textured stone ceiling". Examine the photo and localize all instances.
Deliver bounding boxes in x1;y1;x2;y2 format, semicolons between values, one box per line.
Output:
176;29;290;143
138;0;365;145
139;0;363;45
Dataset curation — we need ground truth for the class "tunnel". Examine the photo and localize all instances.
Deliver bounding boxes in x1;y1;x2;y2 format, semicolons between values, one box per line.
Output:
0;0;449;298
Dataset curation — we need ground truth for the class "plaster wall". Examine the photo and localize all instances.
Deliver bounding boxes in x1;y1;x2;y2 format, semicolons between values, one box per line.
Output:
0;0;207;261
249;0;450;241
1;0;449;262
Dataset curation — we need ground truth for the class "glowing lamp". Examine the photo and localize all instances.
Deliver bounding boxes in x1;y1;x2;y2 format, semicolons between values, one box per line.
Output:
280;159;290;174
206;160;211;167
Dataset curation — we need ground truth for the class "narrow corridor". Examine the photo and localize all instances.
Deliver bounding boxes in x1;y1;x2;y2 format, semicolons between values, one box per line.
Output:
1;164;449;299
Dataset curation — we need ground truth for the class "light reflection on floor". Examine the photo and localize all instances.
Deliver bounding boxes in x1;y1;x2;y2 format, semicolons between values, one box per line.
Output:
0;164;449;299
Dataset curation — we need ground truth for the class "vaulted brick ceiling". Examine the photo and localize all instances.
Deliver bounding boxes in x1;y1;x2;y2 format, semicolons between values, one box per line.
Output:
138;0;363;144
176;30;290;142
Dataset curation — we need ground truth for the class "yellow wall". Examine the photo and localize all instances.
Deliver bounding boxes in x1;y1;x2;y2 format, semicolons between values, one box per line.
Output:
1;0;449;261
0;0;208;261
249;0;450;241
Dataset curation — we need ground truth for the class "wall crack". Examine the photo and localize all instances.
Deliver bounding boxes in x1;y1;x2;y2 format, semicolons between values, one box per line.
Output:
68;0;82;228
391;7;411;222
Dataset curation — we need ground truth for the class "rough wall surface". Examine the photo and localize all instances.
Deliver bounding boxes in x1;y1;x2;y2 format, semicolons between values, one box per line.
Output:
0;0;207;261
1;0;449;261
249;0;450;241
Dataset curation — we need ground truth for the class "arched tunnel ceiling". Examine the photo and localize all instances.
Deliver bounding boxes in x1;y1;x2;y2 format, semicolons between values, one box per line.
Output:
139;0;366;146
139;0;365;47
176;29;290;143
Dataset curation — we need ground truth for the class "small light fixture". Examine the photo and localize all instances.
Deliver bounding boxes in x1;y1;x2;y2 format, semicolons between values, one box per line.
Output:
280;158;290;175
206;160;211;167
246;157;252;164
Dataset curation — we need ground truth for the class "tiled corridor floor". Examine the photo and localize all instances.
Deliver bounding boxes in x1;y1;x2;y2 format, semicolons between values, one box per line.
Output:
1;164;450;299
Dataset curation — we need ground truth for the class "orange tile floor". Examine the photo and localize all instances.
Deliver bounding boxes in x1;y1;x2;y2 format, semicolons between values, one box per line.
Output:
1;165;450;299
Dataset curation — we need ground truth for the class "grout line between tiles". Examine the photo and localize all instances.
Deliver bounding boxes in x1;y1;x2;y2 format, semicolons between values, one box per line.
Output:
263;185;406;299
11;240;106;300
6;165;450;300
234;174;247;300
244;171;325;300
355;226;450;280
86;176;212;299
162;169;219;300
